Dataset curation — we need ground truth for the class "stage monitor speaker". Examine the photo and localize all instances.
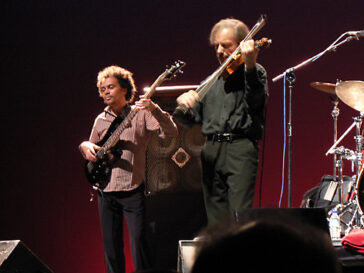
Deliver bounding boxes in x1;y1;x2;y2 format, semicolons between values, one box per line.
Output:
177;240;201;273
0;240;53;273
235;208;330;235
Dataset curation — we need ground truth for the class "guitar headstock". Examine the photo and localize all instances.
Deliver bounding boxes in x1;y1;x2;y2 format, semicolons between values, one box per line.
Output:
143;60;187;98
164;60;186;80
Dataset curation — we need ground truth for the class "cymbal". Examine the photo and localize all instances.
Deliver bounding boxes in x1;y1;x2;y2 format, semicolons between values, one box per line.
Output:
336;81;364;112
310;82;336;95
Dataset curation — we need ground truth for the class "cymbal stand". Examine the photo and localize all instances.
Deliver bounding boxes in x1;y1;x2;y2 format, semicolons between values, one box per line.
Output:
331;97;340;182
326;120;357;206
343;194;363;235
342;113;364;204
349;114;364;230
353;113;364;179
335;147;345;205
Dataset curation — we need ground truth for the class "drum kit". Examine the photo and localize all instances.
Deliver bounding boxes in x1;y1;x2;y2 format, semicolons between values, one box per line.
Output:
311;80;364;235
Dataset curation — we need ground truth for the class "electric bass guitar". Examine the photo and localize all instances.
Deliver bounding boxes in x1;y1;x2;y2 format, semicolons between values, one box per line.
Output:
85;60;186;190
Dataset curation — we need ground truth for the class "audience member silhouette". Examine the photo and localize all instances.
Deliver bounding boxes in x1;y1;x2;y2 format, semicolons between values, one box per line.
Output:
191;220;341;273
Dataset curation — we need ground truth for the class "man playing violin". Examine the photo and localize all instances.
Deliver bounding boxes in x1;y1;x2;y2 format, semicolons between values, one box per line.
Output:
79;65;178;273
174;18;268;226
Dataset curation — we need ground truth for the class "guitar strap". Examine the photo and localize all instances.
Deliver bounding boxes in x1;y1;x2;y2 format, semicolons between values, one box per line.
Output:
97;106;131;147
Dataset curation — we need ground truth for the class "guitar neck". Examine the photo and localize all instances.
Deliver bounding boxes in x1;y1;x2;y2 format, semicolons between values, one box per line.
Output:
109;109;140;146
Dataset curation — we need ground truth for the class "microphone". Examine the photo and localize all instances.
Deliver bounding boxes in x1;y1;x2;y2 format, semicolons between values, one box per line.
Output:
347;30;364;37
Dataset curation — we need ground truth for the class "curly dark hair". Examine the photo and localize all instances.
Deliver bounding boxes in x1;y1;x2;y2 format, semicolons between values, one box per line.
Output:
96;65;137;102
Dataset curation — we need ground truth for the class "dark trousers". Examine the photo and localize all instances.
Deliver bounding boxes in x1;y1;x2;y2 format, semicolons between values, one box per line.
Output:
201;138;259;226
98;185;151;273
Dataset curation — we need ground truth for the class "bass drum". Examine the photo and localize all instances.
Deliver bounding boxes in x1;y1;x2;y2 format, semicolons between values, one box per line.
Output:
357;168;364;213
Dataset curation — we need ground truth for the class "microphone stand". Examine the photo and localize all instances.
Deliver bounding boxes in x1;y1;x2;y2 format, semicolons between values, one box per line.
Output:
286;72;295;208
272;32;360;208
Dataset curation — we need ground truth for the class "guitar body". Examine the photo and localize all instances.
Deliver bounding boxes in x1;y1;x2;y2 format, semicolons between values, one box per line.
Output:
84;149;120;190
85;159;110;190
84;116;123;190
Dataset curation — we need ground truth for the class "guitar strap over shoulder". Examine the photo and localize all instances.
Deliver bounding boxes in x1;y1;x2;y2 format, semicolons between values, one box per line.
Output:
98;106;131;147
97;115;124;147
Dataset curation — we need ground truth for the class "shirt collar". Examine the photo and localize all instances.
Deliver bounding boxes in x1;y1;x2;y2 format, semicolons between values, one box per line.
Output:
103;105;131;118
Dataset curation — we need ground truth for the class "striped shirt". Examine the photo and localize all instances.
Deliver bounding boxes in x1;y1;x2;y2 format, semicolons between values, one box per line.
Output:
89;105;178;192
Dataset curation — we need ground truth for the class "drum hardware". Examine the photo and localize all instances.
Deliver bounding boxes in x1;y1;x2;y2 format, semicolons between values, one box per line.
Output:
331;200;363;236
331;95;340;182
355;169;364;222
345;177;355;203
330;146;353;204
324;81;364;235
326;130;364;233
326;113;364;176
334;80;364;178
341;195;364;235
353;115;364;179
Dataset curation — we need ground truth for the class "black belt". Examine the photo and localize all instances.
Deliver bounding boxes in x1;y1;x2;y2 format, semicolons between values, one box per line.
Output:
207;133;246;143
